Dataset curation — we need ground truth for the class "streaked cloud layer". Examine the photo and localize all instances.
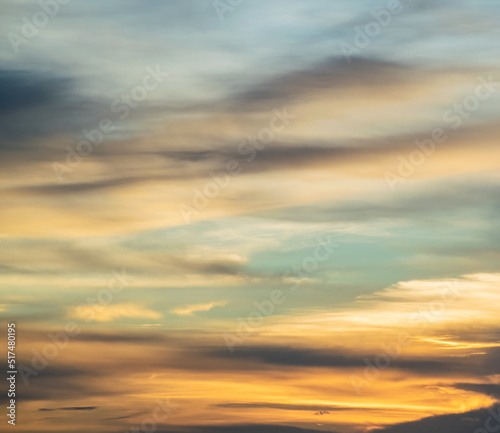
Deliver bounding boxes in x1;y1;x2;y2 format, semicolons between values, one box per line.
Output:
1;1;499;432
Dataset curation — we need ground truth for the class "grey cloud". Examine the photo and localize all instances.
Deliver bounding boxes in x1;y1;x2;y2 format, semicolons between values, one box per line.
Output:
39;406;98;412
0;69;84;145
226;57;414;109
201;345;460;374
75;331;168;344
0;363;112;404
0;70;69;115
375;406;500;433
454;383;500;399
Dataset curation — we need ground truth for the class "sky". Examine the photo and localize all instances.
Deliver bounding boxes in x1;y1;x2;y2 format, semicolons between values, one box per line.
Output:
1;0;500;432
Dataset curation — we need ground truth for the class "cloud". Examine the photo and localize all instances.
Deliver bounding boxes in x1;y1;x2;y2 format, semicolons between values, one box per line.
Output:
0;69;95;148
205;345;452;374
154;424;336;433
259;178;500;223
215;402;375;412
1;2;499;432
74;331;168;344
375;405;500;433
274;273;500;340
39;406;98;412
0;364;114;405
171;301;228;316
454;383;500;399
227;57;415;108
1;55;499;239
69;303;161;322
